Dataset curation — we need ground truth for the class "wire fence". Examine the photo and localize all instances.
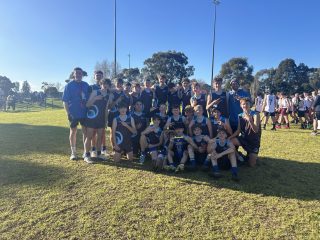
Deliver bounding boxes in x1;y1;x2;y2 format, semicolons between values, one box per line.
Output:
0;98;63;112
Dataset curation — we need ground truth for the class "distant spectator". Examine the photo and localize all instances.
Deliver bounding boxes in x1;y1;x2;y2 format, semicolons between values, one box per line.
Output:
6;93;16;111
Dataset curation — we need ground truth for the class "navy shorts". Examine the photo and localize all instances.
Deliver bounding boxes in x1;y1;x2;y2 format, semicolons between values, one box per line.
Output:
298;110;305;118
68;115;86;128
264;111;275;117
314;111;320;120
237;136;260;155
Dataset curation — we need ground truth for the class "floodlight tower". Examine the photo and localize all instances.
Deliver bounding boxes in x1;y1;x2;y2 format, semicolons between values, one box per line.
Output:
211;0;220;87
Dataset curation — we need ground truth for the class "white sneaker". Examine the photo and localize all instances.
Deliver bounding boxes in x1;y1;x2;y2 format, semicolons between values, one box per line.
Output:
101;150;107;155
91;151;97;158
70;153;77;160
84;156;94;164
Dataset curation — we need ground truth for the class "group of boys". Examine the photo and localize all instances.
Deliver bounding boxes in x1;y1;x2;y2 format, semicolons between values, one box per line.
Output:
62;67;262;182
255;90;320;135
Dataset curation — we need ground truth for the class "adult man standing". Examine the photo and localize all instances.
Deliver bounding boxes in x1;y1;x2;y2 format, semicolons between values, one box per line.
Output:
227;78;251;132
62;67;90;160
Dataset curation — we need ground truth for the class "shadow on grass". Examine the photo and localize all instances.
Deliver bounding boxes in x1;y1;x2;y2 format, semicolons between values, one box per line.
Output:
0;159;67;186
95;157;320;201
0;123;319;201
0;123;69;155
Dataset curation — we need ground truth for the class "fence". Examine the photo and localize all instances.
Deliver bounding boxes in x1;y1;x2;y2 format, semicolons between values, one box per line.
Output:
1;98;63;112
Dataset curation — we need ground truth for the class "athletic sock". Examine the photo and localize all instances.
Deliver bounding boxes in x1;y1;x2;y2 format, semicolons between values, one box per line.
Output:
97;150;101;156
190;158;196;167
91;147;96;152
71;147;76;155
102;146;107;151
85;152;90;157
141;150;146;156
231;167;238;176
287;123;290;127
272;123;275;128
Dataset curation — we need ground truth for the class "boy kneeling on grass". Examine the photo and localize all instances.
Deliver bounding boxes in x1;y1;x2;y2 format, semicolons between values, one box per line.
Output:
165;122;198;173
139;115;165;170
112;102;137;163
208;127;240;182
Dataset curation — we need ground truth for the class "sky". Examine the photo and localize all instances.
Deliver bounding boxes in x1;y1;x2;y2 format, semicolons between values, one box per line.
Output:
0;0;319;91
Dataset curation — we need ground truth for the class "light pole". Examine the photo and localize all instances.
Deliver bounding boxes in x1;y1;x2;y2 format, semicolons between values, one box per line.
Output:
211;0;220;87
114;0;117;77
128;53;131;69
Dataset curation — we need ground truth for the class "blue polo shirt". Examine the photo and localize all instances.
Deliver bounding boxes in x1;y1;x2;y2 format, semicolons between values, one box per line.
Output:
62;80;90;119
228;89;250;125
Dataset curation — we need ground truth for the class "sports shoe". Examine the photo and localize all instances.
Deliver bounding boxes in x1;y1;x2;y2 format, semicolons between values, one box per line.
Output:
275;125;281;129
231;174;240;182
175;164;185;173
270;127;276;131
91;151;97;158
139;154;146;164
284;125;290;129
209;171;222;179
200;164;210;172
70;153;77;161
84;156;94;164
164;164;176;171
101;150;107;155
311;131;318;136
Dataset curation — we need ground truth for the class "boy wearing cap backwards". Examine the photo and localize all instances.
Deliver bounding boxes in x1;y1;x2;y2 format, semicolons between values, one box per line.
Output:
229;98;261;167
131;100;148;157
139;115;165;169
111;102;137;162
62;67;90;160
208;127;239;181
165;122;198;172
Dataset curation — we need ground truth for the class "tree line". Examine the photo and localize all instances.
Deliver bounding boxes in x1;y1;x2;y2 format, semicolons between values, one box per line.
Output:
1;51;320;100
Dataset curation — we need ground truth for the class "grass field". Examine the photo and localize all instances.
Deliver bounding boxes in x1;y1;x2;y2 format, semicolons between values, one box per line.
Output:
0;110;319;239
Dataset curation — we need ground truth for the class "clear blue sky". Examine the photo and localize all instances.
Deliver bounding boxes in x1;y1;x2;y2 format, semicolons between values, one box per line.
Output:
1;0;319;91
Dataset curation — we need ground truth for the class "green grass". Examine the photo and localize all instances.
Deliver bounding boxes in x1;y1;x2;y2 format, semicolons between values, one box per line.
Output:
0;110;319;239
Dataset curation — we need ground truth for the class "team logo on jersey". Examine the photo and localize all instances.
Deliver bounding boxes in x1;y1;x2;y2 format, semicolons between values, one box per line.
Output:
115;131;123;145
87;105;99;119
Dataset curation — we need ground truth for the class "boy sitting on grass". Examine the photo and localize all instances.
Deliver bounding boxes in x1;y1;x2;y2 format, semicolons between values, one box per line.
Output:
208;127;239;181
187;124;212;171
139;115;165;169
165;122;197;173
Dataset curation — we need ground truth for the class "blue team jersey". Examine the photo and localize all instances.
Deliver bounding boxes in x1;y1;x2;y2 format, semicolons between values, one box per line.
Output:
62;80;90;119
